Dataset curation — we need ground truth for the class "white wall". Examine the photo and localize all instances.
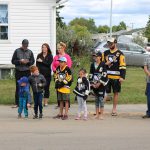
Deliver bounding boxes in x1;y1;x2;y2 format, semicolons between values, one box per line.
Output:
0;0;56;64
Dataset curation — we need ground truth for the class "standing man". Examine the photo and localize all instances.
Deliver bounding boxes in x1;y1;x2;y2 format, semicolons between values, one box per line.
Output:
143;56;150;118
103;38;126;116
11;39;35;108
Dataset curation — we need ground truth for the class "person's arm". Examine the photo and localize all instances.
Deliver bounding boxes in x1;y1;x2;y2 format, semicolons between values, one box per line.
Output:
52;56;57;71
41;75;47;87
66;54;72;68
63;67;72;84
100;62;108;86
144;65;150;76
42;54;53;67
27;51;35;66
119;54;126;81
11;50;20;65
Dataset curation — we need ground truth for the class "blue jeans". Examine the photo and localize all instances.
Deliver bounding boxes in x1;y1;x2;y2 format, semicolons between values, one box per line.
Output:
95;96;104;108
33;92;43;115
146;83;150;116
18;97;28;117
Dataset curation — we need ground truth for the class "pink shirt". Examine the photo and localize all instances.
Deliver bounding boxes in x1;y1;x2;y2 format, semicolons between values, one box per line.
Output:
52;53;72;72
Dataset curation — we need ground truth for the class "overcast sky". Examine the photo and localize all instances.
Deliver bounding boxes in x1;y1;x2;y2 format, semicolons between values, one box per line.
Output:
59;0;150;29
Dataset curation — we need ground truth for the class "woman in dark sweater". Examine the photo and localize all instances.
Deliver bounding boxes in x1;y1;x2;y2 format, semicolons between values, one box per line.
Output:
36;43;53;106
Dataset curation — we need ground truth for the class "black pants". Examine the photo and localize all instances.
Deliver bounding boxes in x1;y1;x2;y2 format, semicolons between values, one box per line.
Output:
43;76;51;98
15;70;30;106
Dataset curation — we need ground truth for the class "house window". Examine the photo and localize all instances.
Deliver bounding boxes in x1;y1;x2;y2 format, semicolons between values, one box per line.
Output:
0;4;8;40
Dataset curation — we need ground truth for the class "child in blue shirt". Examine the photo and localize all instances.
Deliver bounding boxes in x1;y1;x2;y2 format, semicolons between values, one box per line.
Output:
18;76;31;118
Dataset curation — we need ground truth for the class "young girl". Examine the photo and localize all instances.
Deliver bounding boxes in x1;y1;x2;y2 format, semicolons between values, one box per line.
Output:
73;68;90;120
53;57;73;120
89;52;108;120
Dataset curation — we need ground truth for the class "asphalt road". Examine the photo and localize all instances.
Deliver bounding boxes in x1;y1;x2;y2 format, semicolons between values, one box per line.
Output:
0;104;149;150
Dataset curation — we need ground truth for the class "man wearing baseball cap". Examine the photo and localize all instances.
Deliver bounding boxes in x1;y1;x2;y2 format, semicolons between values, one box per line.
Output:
103;37;126;116
11;39;35;108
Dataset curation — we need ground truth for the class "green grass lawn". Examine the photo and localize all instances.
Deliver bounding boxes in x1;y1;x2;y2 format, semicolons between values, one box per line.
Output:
0;56;147;105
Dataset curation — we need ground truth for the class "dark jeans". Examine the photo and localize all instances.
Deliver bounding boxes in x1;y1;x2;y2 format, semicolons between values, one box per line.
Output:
15;70;30;106
146;83;150;116
33;92;43;115
43;76;51;98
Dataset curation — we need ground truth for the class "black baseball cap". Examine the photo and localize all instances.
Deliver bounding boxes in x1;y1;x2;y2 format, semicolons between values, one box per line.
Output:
22;39;29;45
92;51;102;57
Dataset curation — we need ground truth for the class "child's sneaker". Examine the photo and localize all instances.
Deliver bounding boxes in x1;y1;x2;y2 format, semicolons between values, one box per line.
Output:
75;116;81;120
33;114;38;119
24;115;28;119
39;114;43;119
83;117;88;121
18;114;21;119
62;115;68;120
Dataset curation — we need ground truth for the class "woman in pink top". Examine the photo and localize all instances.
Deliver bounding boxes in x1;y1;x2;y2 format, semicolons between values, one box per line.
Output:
52;42;72;72
52;42;72;108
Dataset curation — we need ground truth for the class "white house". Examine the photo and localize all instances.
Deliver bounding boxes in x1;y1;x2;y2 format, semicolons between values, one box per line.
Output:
0;0;62;66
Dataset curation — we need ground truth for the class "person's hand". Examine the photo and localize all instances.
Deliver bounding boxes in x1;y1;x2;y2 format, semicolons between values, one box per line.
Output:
20;83;26;86
119;78;124;83
27;103;31;108
37;58;43;62
38;83;43;87
20;59;29;64
105;61;112;67
95;82;101;88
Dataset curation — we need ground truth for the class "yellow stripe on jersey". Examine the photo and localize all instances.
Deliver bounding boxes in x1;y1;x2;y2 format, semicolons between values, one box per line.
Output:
58;87;70;93
120;54;126;68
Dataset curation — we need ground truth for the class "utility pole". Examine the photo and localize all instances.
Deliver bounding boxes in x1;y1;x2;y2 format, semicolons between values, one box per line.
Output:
109;0;113;37
130;23;135;30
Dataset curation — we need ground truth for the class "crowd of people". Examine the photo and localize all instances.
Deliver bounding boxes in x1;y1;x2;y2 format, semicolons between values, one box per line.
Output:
11;38;150;120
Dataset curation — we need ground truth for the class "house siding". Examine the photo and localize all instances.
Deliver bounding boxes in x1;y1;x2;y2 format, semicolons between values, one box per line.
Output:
0;0;56;64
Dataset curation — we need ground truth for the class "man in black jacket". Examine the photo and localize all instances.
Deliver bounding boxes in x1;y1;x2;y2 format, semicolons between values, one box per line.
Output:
11;39;35;107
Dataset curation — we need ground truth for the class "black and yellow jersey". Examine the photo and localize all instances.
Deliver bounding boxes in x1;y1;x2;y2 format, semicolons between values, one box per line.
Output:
54;65;72;93
103;49;126;79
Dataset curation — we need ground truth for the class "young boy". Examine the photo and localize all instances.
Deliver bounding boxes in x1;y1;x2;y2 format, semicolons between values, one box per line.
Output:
73;68;90;120
18;76;31;118
89;52;108;120
53;57;72;120
28;66;46;119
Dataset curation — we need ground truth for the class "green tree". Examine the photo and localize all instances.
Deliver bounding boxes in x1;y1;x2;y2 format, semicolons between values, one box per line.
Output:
145;15;150;42
112;21;127;32
97;25;109;33
56;5;66;28
69;17;97;33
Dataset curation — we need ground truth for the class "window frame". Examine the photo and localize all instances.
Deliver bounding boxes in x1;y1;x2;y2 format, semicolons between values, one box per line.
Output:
0;2;10;43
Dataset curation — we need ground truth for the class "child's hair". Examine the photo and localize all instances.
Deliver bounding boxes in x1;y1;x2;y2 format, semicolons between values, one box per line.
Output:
30;66;38;73
79;68;87;74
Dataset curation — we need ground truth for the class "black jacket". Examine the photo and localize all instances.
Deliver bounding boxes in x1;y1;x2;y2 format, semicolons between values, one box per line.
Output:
89;61;108;97
36;53;53;77
73;77;90;100
28;74;46;93
11;48;35;71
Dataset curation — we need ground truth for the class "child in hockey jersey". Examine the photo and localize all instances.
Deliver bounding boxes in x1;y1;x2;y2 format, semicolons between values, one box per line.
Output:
73;68;90;120
89;52;108;120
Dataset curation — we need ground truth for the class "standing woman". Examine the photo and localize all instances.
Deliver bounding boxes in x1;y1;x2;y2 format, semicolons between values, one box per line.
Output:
52;42;72;107
52;42;72;71
36;43;53;106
